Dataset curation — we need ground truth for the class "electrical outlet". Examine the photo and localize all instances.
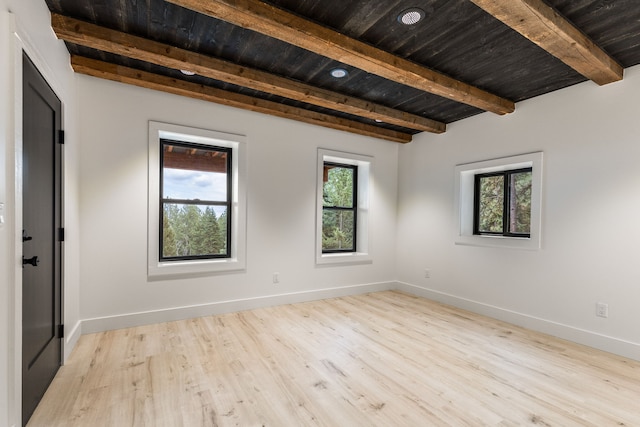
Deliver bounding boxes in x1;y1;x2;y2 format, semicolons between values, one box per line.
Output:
273;272;279;284
424;269;430;278
596;302;608;318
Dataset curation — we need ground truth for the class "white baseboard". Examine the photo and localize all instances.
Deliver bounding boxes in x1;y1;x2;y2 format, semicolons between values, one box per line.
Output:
63;320;82;362
78;280;639;361
395;281;640;361
81;281;395;334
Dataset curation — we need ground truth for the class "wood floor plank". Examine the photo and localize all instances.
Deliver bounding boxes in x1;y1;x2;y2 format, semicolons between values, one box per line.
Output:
28;291;640;426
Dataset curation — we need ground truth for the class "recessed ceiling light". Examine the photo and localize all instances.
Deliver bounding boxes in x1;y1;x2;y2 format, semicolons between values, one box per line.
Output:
330;68;349;78
398;8;425;25
180;69;196;76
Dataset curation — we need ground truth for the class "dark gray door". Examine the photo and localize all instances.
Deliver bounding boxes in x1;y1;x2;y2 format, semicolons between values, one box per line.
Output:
21;52;63;426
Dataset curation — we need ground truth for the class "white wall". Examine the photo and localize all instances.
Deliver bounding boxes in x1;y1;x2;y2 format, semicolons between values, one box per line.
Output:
0;10;12;426
0;0;81;425
76;75;399;330
396;65;640;359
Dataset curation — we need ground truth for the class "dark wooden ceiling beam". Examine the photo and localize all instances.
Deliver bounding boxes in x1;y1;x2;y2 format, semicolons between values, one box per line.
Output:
469;0;623;85
70;56;413;143
165;0;515;115
51;14;443;134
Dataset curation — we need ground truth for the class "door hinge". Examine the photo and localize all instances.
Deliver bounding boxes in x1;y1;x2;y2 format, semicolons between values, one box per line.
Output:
58;129;65;145
58;324;64;339
58;227;65;242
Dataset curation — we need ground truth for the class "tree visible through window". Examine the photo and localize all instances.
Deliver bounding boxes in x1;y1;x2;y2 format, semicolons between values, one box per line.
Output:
322;162;357;252
160;139;231;260
474;168;532;237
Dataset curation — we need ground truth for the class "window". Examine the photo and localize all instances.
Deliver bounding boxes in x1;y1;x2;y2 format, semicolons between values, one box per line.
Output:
316;149;372;265
160;140;231;261
474;168;532;237
322;162;358;252
148;122;247;277
454;152;542;250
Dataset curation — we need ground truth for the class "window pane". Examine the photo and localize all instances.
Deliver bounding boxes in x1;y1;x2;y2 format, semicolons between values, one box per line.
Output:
509;171;532;234
163;143;227;201
323;165;354;208
478;175;504;233
162;203;228;258
322;210;355;251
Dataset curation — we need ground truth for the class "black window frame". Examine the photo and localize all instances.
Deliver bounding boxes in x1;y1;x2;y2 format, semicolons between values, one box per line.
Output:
159;138;232;261
473;167;532;238
322;162;358;253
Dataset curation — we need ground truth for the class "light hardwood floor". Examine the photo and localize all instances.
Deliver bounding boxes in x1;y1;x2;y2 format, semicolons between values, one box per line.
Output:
28;291;639;426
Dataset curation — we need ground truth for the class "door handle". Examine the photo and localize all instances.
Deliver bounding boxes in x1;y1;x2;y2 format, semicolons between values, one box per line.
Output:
22;230;33;242
22;256;39;267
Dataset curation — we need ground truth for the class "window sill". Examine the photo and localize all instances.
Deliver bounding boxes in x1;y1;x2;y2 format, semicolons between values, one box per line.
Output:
455;234;539;250
316;252;372;266
148;257;245;279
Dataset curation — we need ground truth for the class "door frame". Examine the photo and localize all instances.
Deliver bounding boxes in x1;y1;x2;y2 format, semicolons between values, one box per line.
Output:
7;15;66;427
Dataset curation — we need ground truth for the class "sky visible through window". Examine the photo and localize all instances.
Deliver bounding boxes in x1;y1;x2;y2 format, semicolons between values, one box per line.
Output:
163;168;227;216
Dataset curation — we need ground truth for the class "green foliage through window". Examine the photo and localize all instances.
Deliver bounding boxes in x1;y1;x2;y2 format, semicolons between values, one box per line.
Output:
162;205;227;257
322;163;357;252
474;168;532;236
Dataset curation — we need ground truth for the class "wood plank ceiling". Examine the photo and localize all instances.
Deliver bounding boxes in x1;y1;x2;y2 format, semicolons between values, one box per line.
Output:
45;0;640;143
